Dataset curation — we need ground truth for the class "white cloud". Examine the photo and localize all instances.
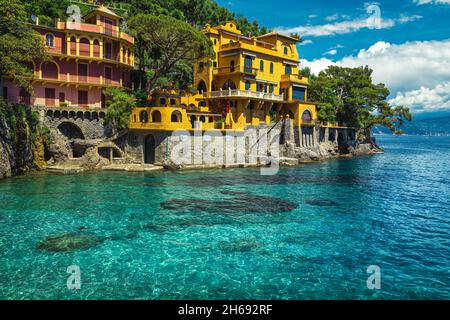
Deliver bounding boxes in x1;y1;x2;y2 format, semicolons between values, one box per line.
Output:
325;14;339;21
308;14;318;19
276;14;421;37
324;49;338;56
300;39;450;113
299;39;313;46
413;0;450;5
389;82;450;112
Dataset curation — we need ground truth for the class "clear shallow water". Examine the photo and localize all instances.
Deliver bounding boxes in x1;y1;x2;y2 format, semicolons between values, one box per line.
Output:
0;135;449;300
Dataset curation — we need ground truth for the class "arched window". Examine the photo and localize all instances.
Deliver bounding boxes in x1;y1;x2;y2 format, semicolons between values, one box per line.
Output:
171;111;182;123
270;62;274;74
93;39;100;57
139;111;148;123
260;60;264;72
222;80;236;90
197;80;207;93
41;61;59;80
245;81;251;90
79;38;90;56
152;110;162;122
301;110;312;123
45;34;54;47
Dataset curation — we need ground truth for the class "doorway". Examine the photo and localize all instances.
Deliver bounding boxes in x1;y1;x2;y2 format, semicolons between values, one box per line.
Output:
144;134;156;164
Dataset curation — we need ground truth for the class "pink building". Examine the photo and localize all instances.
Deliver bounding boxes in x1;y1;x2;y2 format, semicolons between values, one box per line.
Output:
2;6;134;109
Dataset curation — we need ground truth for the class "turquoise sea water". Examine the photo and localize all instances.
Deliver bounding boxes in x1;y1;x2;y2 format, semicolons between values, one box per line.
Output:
0;135;449;300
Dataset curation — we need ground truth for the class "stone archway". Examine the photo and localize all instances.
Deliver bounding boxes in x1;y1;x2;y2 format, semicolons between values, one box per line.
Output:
57;122;85;140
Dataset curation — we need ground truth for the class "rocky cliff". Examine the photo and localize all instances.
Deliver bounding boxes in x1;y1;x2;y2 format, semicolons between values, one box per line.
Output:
0;103;45;180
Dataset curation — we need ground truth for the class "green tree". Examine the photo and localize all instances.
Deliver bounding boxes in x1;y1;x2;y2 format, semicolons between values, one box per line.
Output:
0;0;48;93
308;66;412;137
128;14;214;94
104;88;136;131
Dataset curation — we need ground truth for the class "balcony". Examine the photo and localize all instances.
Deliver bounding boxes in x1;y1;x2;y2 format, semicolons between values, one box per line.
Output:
213;65;258;76
281;74;309;85
203;89;284;102
61;22;134;44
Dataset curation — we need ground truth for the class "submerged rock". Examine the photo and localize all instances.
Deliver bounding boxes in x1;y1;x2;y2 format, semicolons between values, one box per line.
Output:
305;199;339;207
160;190;298;215
36;232;104;253
218;237;260;253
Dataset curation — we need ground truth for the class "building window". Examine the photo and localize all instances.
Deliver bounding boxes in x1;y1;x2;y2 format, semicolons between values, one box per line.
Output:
199;62;204;71
285;64;292;75
270;62;274;74
45;88;55;107
104;66;112;84
214;39;217;45
78;64;88;82
170;99;176;106
269;84;274;93
45;34;54;47
152;110;162;122
230;60;235;72
284;46;289;56
78;90;88;106
171;111;182;123
260;60;264;72
245;81;251;90
139;111;148;123
160;98;166;106
59;92;65;103
19;88;31;105
244;56;253;73
213;61;217;68
293;86;306;101
104;41;112;60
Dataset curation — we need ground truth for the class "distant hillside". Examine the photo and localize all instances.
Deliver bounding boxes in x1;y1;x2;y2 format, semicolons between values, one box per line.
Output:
374;115;450;136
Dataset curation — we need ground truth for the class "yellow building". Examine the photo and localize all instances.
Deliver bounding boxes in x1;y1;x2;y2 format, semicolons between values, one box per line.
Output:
130;21;318;132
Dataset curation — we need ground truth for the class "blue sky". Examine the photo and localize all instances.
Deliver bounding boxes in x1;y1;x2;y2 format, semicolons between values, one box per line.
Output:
217;0;450;115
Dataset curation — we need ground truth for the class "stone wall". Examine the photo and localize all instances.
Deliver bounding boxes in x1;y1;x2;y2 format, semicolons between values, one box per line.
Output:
39;108;110;140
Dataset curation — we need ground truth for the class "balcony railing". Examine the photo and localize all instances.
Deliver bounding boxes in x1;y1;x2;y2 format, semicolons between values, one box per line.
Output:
64;22;132;43
203;89;284;101
213;65;258;76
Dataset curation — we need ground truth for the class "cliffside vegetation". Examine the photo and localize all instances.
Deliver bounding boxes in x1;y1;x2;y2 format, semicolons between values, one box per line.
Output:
0;100;52;179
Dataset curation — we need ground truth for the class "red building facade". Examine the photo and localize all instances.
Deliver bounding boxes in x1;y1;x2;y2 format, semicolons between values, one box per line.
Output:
2;6;134;109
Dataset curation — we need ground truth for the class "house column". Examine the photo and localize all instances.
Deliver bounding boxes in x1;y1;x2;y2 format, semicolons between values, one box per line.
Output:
75;37;80;56
66;35;71;55
99;39;104;58
89;39;94;58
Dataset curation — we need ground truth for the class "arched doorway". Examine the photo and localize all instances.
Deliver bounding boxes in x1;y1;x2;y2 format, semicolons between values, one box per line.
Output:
41;61;59;80
197;80;207;93
144;135;156;164
301;110;312;123
222;80;236;90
